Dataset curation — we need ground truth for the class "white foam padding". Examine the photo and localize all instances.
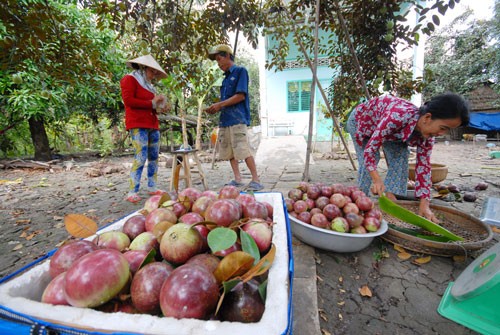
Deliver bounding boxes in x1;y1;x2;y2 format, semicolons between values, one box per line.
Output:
0;193;291;335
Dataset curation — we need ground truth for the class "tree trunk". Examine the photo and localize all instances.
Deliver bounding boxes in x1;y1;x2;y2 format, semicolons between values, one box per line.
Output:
28;116;52;161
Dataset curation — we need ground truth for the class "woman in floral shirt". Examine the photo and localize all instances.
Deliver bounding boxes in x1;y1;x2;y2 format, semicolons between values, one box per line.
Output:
346;93;469;222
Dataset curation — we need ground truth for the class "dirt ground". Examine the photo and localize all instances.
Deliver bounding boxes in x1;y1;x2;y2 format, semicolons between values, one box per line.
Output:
0;138;499;334
313;139;500;335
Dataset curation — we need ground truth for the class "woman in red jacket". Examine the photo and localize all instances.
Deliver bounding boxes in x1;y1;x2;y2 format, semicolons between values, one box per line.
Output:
121;55;167;203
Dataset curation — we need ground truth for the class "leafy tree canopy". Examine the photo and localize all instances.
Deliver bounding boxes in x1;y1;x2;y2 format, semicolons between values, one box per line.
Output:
0;0;480;159
423;6;499;99
0;0;126;159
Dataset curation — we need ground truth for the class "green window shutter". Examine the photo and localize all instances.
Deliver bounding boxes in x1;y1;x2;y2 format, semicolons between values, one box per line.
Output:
288;82;299;112
300;81;312;112
288;80;312;112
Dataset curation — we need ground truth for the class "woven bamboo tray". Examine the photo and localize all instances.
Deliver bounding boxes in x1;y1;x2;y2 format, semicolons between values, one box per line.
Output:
378;200;493;257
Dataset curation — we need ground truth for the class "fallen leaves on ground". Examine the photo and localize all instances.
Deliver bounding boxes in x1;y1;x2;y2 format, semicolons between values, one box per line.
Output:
359;285;372;297
0;178;23;185
318;309;328;321
25;233;36;240
394;244;415;261
12;244;23;251
453;255;466;262
20;230;42;241
33;177;51;187
397;252;412;260
380;248;390;258
11;209;25;217
85;163;124;177
394;244;405;253
412;256;432;265
64;214;98;238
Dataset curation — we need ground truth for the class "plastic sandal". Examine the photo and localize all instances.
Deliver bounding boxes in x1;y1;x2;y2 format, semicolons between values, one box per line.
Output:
126;194;142;203
246;181;264;191
225;180;245;187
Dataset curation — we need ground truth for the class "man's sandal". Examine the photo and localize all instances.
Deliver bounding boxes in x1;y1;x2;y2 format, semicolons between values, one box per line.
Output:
225;180;244;187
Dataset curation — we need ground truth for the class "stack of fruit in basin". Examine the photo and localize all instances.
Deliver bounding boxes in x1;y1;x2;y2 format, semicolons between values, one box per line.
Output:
287;182;384;234
285;182;388;252
0;186;292;335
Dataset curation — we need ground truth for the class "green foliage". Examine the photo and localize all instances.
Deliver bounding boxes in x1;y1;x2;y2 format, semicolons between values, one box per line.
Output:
422;8;498;99
240;230;261;264
2;0;264;158
263;0;461;120
237;48;261;127
2;0;482;159
0;0;127;158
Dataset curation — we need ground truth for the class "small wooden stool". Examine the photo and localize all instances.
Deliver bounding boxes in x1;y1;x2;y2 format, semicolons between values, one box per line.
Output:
170;149;208;192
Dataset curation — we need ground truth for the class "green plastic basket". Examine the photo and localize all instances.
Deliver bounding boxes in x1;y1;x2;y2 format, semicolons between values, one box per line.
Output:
489;151;500;159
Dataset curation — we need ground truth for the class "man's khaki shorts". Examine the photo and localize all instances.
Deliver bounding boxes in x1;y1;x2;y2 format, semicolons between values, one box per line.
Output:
217;124;253;161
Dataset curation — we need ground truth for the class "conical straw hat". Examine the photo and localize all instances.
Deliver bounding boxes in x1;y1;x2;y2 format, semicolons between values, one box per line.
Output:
126;55;167;79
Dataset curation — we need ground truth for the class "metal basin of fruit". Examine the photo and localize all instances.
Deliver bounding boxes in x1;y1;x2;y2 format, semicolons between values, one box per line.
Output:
288;215;388;253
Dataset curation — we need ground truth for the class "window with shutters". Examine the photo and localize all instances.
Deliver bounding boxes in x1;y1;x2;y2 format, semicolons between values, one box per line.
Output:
287;80;311;112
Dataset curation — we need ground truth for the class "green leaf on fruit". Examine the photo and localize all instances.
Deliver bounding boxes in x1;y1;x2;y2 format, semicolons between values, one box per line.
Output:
240;230;261;264
258;279;268;302
138;249;157;270
207;227;237;253
223;278;241;293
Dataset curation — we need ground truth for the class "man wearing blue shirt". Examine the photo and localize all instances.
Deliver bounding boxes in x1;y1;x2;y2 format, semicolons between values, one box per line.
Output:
206;45;264;191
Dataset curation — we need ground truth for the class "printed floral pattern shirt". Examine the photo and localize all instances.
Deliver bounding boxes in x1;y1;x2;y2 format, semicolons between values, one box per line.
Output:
354;95;434;200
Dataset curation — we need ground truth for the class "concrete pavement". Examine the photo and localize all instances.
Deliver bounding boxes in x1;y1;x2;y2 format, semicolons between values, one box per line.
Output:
255;136;321;335
210;135;322;334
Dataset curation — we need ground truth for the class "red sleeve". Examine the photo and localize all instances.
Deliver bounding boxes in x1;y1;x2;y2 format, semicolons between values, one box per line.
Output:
414;139;434;200
363;113;406;172
120;75;153;110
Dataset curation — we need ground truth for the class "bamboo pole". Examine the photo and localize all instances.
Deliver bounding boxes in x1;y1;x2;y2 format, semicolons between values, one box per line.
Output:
303;0;321;181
